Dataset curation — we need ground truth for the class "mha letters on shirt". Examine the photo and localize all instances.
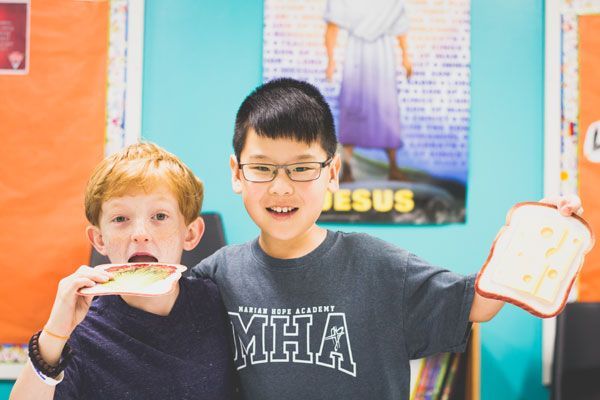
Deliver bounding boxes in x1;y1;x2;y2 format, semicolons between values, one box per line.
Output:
230;305;355;376
193;231;474;400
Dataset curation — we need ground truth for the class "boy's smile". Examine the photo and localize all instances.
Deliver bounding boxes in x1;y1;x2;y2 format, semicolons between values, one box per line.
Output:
232;130;340;257
266;206;299;219
87;187;203;265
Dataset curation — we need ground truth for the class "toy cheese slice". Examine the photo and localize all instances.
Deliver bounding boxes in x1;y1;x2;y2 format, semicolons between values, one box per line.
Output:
476;202;594;318
79;263;187;297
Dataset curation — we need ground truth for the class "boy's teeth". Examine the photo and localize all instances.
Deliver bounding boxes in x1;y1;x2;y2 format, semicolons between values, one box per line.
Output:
271;207;292;213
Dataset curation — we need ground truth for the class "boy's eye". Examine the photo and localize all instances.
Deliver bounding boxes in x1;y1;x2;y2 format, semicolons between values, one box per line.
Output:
250;165;273;173
153;213;168;221
291;166;315;173
112;216;127;223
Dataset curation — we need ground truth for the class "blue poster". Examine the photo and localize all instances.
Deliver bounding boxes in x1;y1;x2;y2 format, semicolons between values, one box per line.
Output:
263;0;470;224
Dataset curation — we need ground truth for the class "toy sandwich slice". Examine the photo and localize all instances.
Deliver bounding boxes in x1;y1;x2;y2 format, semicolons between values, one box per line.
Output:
476;202;594;318
79;263;187;297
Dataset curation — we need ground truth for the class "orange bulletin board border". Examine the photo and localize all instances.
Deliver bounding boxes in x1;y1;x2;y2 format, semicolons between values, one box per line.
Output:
0;0;144;379
577;13;600;302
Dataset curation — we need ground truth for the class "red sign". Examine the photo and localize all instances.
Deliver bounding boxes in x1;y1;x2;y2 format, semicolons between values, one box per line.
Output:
0;1;28;74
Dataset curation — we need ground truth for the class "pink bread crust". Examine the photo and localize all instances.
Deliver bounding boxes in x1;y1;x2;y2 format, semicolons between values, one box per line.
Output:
475;202;595;318
78;262;187;297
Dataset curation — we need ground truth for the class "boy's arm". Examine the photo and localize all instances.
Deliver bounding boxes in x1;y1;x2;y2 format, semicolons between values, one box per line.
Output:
11;337;71;399
10;266;110;400
470;293;504;322
470;195;583;323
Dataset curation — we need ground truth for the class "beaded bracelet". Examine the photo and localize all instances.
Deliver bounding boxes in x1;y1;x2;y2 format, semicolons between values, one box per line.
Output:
28;330;73;379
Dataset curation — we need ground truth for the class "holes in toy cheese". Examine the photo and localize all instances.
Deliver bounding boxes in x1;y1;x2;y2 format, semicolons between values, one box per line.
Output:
541;227;553;238
492;221;586;305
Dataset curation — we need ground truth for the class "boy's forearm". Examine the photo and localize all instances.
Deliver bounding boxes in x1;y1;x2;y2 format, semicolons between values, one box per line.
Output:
38;331;68;365
9;362;56;400
10;332;68;400
469;292;505;322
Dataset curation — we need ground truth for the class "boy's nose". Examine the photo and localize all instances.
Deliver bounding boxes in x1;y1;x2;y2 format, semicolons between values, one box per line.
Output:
268;170;294;196
131;222;150;243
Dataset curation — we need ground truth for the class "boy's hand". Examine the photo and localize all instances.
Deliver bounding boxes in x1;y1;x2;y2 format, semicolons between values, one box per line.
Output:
44;265;111;339
540;194;583;217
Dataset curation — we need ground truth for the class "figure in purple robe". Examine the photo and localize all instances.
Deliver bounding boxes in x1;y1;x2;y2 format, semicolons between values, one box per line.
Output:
324;0;412;182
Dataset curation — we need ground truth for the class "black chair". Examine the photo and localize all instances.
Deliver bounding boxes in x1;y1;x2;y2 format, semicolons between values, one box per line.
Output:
89;212;226;277
551;302;600;400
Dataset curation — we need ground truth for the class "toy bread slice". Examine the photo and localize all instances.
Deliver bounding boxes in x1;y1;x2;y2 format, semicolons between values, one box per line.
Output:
476;202;594;318
79;263;187;297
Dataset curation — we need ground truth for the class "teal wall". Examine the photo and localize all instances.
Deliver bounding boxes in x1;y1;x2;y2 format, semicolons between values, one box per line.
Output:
0;0;547;398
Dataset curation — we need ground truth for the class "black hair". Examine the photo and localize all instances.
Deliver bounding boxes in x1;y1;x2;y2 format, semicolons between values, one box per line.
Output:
233;78;337;160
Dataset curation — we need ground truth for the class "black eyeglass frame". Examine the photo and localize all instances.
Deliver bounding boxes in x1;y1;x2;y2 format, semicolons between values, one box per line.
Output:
238;158;333;183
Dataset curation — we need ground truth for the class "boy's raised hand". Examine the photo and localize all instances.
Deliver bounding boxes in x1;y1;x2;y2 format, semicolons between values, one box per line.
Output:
44;266;111;339
540;193;583;217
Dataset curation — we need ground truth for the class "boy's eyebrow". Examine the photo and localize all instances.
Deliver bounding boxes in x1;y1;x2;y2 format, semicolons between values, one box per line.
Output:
246;154;320;162
294;154;320;161
245;155;270;161
103;196;177;209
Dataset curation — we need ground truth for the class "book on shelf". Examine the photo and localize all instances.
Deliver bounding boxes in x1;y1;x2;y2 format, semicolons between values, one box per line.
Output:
439;353;461;400
410;352;462;400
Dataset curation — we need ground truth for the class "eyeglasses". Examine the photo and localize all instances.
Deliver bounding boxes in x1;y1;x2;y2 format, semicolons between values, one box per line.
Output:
238;159;333;182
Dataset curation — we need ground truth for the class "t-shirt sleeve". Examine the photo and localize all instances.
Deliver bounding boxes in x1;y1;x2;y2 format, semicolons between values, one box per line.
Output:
191;251;219;280
402;253;475;359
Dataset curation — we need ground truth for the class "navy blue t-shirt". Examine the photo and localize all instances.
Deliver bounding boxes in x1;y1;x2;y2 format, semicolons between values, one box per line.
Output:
193;230;474;400
54;277;235;400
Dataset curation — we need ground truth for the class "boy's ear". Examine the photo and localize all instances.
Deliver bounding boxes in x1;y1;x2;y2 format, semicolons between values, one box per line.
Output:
183;216;205;251
327;154;341;192
230;154;243;194
86;225;108;256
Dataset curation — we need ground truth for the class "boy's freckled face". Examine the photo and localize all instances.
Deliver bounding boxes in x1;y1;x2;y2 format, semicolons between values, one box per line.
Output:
93;187;191;264
234;130;339;242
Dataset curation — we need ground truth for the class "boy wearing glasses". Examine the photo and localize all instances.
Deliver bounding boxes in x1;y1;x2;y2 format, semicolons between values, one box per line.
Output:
192;78;582;400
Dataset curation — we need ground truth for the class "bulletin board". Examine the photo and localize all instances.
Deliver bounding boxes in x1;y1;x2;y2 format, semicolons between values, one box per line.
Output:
542;0;600;385
0;0;143;379
263;0;471;224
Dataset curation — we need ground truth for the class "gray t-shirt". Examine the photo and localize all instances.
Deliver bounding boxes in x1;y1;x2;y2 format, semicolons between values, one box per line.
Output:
192;230;474;400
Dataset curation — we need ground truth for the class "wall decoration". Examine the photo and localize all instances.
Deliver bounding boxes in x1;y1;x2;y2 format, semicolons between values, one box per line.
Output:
0;0;144;379
0;0;29;74
263;0;470;224
542;0;600;384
